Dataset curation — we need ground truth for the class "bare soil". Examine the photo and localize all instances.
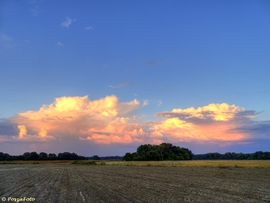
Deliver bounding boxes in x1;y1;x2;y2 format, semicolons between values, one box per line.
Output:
0;164;269;203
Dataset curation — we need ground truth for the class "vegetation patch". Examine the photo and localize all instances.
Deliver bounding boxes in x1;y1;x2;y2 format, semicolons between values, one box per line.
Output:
71;160;97;165
122;143;193;161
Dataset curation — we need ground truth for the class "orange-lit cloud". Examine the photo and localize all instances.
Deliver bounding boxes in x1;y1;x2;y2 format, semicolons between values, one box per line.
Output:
3;96;264;149
152;103;251;142
11;95;142;143
172;103;243;121
81;117;145;144
18;125;27;139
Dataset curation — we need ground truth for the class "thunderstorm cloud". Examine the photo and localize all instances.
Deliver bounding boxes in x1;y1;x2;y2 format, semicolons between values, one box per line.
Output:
0;96;269;155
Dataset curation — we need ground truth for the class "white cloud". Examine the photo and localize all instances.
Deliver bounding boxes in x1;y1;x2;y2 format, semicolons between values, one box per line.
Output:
148;60;164;67
29;7;40;16
86;26;94;30
143;100;149;107
61;17;76;28
0;34;13;42
109;83;132;88
57;41;64;47
158;100;162;107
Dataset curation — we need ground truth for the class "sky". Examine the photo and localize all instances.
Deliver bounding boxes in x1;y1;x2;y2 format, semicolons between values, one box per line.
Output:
0;0;270;156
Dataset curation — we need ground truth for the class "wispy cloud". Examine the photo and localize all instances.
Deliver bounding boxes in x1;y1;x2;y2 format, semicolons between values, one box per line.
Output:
157;100;162;107
56;41;64;47
143;100;149;107
86;26;94;30
109;83;132;89
0;34;13;42
61;17;76;28
27;0;42;16
29;7;40;16
28;0;43;4
148;60;164;67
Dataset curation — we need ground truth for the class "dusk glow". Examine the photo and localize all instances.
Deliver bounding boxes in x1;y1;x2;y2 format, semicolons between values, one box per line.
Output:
0;1;269;156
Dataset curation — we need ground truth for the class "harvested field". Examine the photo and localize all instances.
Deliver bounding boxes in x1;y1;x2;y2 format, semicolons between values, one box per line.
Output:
0;164;270;203
101;160;270;168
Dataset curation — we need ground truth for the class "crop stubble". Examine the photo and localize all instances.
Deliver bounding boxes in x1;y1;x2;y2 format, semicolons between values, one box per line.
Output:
0;164;269;203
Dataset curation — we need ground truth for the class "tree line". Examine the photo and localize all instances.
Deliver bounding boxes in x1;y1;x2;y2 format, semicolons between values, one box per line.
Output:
122;143;193;161
88;155;122;160
193;151;270;160
0;152;86;161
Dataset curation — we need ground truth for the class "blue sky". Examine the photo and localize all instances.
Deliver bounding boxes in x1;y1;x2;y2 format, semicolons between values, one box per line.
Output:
0;0;270;156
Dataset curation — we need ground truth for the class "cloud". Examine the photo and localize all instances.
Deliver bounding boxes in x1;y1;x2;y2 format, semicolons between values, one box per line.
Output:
152;103;268;143
57;41;64;47
157;100;162;107
29;7;40;16
148;60;164;67
157;103;245;122
1;96;270;155
18;125;27;139
0;119;18;135
9;95;141;143
86;26;94;30
0;34;13;42
61;17;76;28
230;121;270;138
109;83;132;88
80;117;145;144
143;100;149;107
28;0;43;4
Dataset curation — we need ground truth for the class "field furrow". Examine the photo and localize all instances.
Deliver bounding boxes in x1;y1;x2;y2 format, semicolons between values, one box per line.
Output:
0;164;269;203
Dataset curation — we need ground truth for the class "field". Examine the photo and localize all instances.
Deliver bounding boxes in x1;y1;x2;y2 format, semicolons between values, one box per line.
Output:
0;161;270;203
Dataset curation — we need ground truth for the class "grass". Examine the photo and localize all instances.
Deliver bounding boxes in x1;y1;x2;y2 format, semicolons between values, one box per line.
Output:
1;160;270;168
71;160;97;165
99;160;270;168
0;160;73;164
71;160;108;165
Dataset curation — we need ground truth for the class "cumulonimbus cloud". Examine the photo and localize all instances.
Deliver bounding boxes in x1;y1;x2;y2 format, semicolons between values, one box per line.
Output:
153;103;257;142
10;95;141;142
1;96;269;149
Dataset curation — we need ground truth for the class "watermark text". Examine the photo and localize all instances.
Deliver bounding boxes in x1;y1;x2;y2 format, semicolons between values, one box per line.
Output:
1;197;35;202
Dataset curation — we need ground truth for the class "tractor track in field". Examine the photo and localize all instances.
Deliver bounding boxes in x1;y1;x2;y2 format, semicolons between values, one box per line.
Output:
0;164;269;203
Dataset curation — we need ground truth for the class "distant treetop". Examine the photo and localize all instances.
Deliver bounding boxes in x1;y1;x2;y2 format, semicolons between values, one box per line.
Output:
122;143;193;161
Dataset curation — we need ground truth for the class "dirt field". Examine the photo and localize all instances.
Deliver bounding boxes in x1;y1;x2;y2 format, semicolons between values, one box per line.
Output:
0;164;269;203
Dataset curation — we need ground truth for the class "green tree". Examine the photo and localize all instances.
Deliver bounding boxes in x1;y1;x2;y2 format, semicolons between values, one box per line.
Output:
123;143;193;161
23;152;31;160
29;152;39;160
122;152;133;161
39;152;48;160
137;144;153;160
48;153;57;160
